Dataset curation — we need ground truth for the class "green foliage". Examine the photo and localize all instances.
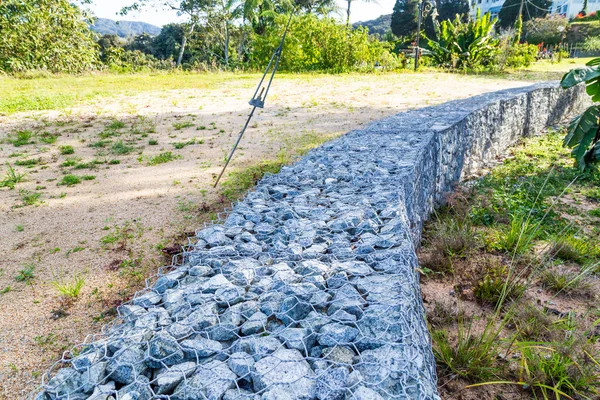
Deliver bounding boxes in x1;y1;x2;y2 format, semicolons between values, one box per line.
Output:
103;47;174;73
15;264;35;284
250;14;399;73
436;0;471;23
427;11;500;71
58;174;82;186
540;266;595;295
474;261;526;306
495;214;537;254
0;0;99;73
15;158;41;167
502;42;539;69
550;233;599;264
582;36;600;52
59;145;75;155
51;274;85;298
0;163;26;189
523;15;568;46
19;190;43;206
144;152;181;166
111;141;134;155
8;130;35;147
497;0;551;30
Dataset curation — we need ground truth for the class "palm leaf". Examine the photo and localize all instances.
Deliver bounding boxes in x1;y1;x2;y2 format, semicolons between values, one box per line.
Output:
564;105;600;170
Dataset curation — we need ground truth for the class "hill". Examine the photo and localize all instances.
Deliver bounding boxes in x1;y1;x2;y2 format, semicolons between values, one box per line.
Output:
353;14;391;36
91;18;161;38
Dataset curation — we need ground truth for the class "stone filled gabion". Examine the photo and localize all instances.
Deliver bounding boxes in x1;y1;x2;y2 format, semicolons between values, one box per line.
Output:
33;83;588;400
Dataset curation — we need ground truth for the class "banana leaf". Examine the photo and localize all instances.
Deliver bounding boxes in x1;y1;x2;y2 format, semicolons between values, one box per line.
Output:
564;105;600;170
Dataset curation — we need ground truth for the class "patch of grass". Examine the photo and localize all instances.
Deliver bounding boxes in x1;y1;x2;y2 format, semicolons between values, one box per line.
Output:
59;145;74;155
89;140;111;148
39;132;59;144
108;159;121;165
8;130;34;147
148;139;158;145
131;116;156;134
51;274;85;298
111;141;134;155
15;264;35;284
590;208;600;218
540;266;595;296
173;138;199;149
82;175;96;181
473;261;526;306
220;158;287;201
0;163;26;189
60;157;81;167
0;286;11;295
491;214;537;255
144;152;181;166
15;224;24;232
58;174;81;186
173;121;194;130
432;319;502;382
107;120;125;130
508;302;556;341
14;158;40;167
19;190;43;206
582;187;600;202
197;125;206;130
100;222;135;250
549;234;599;265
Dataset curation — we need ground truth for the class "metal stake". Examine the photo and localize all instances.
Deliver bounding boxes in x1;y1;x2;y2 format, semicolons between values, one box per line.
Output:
214;12;294;188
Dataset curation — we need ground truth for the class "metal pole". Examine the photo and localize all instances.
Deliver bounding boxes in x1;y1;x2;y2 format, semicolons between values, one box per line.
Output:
414;0;423;71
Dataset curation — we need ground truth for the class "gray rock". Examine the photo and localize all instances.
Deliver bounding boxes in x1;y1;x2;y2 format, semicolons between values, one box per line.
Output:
317;323;359;347
314;367;349;400
277;328;316;353
171;360;236;400
322;346;355;365
133;291;162;308
232;336;283;361
146;333;184;368
46;368;82;397
240;311;268;336
180;337;222;360
276;296;311;326
253;349;316;398
227;352;255;378
189;265;214;277
106;346;147;384
181;302;218;330
223;389;256;400
353;386;384;400
155;362;197;395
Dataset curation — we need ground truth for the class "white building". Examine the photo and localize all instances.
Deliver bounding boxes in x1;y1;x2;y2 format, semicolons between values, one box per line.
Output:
470;0;600;20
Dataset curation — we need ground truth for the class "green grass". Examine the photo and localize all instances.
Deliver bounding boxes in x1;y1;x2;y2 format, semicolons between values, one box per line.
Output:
14;158;40;167
0;163;26;189
7;130;34;147
220;158;287;201
59;145;74;155
148;139;158;145
15;264;35;284
89;140;111;148
144;152;181;166
57;174;94;186
39;132;59;144
60;157;80;167
51;275;85;298
111;141;134;155
172;139;200;149
173;121;194;130
19;190;43;206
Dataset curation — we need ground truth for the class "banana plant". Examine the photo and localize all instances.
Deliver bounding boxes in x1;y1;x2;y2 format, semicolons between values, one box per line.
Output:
560;57;600;170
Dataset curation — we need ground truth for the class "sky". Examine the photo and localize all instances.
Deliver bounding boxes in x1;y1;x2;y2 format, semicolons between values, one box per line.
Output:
86;0;396;27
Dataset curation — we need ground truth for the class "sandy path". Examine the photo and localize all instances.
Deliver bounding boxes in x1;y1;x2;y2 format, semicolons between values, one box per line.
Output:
0;72;534;398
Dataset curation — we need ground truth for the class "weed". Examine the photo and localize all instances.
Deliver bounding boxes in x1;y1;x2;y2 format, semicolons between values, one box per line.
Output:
148;139;158;145
59;145;74;155
15;264;35;284
39;132;59;144
131;116;156;134
0;286;11;294
101;222;134;250
51;274;85;298
73;161;97;170
89;140;111;148
0;163;26;189
15;224;24;232
590;208;600;218
60;157;80;167
19;189;43;206
432;318;502;381
145;152;181;166
540;266;595;296
197;125;206;130
111;141;134;155
474;261;526;306
493;214;537;255
427;301;463;328
34;333;57;348
9;130;34;147
508;302;556;341
173;139;197;149
58;174;81;186
82;175;95;181
582;187;600;202
173;121;194;130
108;159;121;165
549;234;599;265
15;158;40;167
107;120;125;130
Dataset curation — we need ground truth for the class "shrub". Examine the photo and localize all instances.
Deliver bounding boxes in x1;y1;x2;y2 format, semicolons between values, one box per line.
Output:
473;261;526;306
523;15;568;46
503;43;539;68
249;14;399;73
427;10;500;71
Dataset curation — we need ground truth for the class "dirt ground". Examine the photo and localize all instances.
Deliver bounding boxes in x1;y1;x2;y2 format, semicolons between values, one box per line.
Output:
0;70;573;398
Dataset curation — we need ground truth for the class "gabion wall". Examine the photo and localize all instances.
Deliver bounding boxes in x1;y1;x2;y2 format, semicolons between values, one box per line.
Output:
33;83;588;400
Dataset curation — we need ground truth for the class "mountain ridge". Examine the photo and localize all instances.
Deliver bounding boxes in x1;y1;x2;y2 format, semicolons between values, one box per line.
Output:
90;18;161;38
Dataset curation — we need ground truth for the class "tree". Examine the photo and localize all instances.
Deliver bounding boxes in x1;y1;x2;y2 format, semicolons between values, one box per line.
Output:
497;0;551;30
0;0;99;73
121;0;213;67
152;24;186;60
125;33;155;54
436;0;470;22
522;15;567;46
207;0;244;66
391;0;419;37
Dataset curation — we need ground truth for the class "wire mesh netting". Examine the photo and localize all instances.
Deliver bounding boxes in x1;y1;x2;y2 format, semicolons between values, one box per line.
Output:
33;125;440;400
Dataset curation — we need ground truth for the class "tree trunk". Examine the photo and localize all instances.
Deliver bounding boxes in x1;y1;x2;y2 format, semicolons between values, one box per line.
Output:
224;22;230;67
177;22;196;68
346;0;352;27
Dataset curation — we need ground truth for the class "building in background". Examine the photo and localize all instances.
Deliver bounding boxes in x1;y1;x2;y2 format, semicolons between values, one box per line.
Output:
470;0;600;20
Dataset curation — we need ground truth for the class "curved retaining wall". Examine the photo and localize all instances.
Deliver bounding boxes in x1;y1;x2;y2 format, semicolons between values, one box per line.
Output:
34;82;588;400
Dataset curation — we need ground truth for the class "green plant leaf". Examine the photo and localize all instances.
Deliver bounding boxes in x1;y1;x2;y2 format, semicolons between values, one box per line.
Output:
563;106;600;170
560;65;600;89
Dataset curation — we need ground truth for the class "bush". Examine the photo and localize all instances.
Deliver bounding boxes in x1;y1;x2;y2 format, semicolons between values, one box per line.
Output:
503;43;539;68
427;11;500;71
249;14;400;73
103;47;174;73
523;15;568;46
